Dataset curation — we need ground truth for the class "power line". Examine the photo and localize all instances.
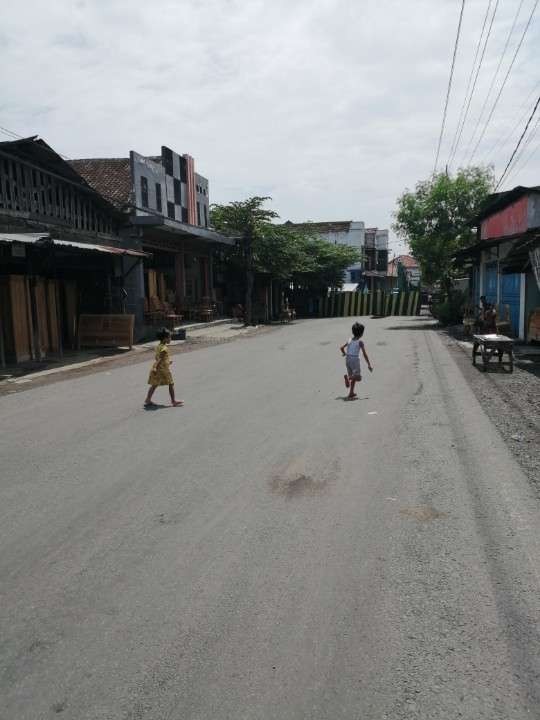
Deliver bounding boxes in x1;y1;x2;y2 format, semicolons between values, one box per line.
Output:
508;113;540;170
448;0;498;169
505;129;540;183
495;93;540;190
480;77;540;163
0;125;24;140
462;0;526;163
433;0;467;174
469;0;539;164
0;122;71;161
503;113;540;184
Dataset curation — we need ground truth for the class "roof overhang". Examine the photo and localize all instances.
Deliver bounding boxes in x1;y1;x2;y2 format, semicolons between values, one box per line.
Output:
500;235;540;274
362;270;387;278
0;232;148;258
132;214;235;246
453;236;506;262
0;140;123;220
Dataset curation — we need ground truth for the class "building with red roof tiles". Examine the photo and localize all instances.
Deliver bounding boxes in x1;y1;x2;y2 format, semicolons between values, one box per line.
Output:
70;146;233;335
387;255;421;291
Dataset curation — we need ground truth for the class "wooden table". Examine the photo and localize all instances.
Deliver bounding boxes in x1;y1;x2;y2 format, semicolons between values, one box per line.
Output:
472;334;514;373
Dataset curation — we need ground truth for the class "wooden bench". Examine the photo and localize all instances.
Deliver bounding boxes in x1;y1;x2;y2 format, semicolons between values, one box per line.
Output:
78;314;134;350
472;333;514;373
149;296;182;329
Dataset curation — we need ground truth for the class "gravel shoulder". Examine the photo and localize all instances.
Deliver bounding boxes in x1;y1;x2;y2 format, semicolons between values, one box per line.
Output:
442;330;540;491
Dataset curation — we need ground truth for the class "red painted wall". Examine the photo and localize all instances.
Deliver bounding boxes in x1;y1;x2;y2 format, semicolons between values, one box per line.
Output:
481;195;528;240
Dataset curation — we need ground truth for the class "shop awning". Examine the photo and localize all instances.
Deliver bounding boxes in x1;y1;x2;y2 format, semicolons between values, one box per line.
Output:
453;236;503;261
132;215;235;246
0;232;148;257
500;235;540;274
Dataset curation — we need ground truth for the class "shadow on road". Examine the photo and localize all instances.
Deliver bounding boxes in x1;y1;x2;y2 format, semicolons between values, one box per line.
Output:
335;396;370;401
386;322;437;331
472;364;514;375
516;361;540;378
473;359;540;378
143;403;169;411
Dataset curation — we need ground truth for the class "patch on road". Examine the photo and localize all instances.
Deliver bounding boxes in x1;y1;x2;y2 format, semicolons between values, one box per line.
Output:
156;512;182;525
27;638;50;654
400;505;448;522
270;449;338;499
270;474;327;499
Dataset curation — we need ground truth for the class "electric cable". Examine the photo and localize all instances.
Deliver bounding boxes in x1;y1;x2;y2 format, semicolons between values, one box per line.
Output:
462;0;526;162
495;93;540;189
434;0;467;174
505;131;540;184
480;77;540;163
448;0;498;169
0;125;23;140
468;0;539;164
502;113;540;184
0;123;71;161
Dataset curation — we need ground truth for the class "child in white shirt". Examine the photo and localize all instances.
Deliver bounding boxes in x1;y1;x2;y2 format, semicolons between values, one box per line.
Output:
340;322;373;400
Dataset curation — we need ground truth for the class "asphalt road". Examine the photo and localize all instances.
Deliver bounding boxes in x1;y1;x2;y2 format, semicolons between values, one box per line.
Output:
1;317;540;720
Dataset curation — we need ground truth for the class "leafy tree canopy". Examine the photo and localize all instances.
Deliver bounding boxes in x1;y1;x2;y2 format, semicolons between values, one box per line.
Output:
210;196;278;241
210;197;359;289
393;166;494;292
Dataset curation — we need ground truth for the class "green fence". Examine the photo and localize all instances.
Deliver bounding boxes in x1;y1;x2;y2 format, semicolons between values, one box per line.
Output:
317;290;421;318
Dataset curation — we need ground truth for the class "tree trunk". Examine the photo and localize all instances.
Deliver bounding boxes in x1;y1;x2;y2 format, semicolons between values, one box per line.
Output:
442;275;453;301
245;269;254;325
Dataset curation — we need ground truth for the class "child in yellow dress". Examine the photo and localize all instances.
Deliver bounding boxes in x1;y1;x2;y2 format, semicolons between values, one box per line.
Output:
144;328;183;407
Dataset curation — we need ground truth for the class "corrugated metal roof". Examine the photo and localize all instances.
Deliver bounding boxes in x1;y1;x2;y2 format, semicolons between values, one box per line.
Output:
0;233;147;257
472;185;540;225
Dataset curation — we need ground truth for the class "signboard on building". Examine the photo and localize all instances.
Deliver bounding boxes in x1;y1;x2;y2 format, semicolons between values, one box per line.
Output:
531;246;540;291
406;268;421;287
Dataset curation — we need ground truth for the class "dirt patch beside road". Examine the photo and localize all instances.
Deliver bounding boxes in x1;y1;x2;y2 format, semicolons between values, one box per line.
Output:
444;331;540;491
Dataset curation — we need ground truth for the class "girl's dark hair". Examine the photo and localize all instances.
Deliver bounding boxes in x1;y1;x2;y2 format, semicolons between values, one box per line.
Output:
352;322;365;338
156;327;171;342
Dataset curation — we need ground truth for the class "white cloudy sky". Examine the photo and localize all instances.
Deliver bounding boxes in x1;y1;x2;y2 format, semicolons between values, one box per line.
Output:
2;0;539;253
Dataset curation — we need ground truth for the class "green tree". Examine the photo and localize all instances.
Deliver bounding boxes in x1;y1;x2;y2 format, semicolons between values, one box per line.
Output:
210;196;278;324
211;197;359;322
393;167;494;296
293;236;359;293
